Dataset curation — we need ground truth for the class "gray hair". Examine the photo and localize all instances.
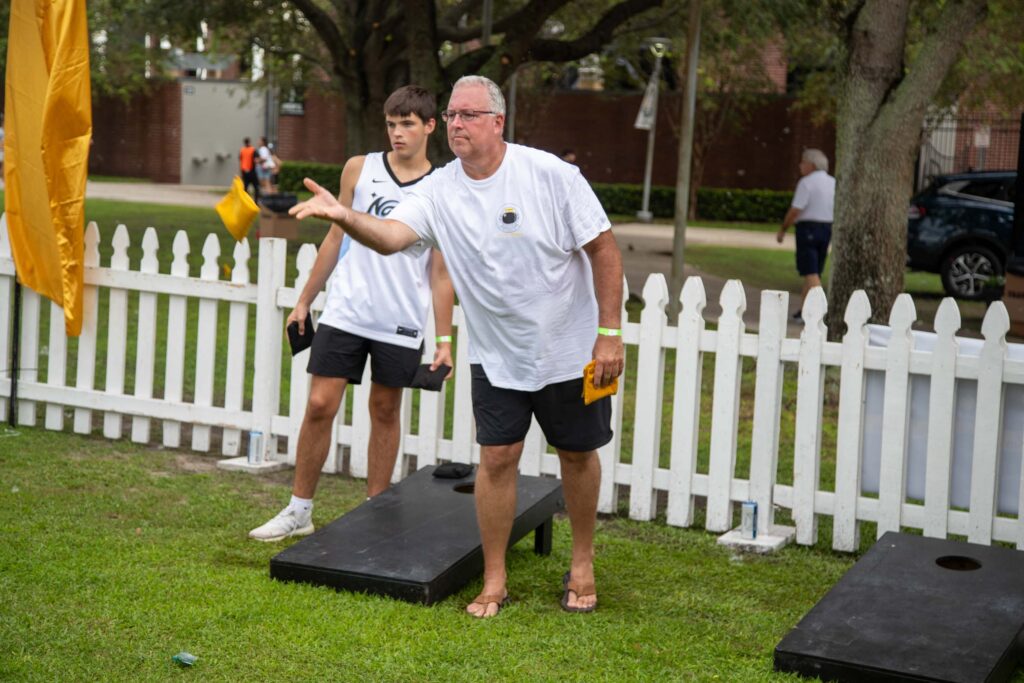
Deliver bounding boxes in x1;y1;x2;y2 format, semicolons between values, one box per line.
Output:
452;75;506;116
802;148;829;172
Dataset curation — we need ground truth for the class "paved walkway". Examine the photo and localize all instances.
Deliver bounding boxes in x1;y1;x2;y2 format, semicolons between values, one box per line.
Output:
85;181;803;331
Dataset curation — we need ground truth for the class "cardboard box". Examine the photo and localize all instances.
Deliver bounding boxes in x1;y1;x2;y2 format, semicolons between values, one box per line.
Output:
256;209;303;240
1003;272;1024;338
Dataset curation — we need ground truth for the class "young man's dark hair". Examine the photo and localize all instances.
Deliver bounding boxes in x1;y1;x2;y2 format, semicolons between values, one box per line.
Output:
243;137;251;145
384;85;436;123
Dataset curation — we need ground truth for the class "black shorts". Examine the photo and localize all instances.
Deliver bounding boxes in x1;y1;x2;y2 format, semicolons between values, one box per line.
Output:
470;364;613;452
795;221;832;276
307;324;422;387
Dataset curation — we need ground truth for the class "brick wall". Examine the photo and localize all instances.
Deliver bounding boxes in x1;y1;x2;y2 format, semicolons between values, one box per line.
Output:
513;90;835;191
88;83;836;191
277;88;348;164
89;82;182;183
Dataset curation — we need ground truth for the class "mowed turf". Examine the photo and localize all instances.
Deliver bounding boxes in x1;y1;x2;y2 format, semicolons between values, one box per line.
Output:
0;426;859;682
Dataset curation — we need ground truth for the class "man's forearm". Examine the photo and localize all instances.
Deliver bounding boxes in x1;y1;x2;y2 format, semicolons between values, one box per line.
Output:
588;237;624;328
339;212;410;255
781;206;802;230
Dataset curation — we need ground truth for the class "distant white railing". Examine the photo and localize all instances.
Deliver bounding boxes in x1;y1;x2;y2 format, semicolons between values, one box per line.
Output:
1;218;1021;552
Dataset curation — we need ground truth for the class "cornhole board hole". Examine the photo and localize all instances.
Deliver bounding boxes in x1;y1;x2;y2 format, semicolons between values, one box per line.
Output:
270;465;564;605
774;532;1024;682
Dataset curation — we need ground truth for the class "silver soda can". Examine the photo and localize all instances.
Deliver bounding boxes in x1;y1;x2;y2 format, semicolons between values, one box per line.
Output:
740;500;758;540
247;430;264;465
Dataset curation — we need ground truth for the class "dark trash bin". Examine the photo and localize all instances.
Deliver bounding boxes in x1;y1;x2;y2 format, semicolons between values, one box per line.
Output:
260;193;297;214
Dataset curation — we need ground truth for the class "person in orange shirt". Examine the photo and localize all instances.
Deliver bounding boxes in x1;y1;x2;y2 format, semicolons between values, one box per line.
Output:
239;137;259;200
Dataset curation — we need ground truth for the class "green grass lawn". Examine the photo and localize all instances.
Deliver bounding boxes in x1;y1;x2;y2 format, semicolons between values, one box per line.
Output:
0;426;850;682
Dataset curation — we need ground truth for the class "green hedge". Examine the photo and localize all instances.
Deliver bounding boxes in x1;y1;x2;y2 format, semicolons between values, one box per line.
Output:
278;162;792;223
278;161;344;193
591;183;792;222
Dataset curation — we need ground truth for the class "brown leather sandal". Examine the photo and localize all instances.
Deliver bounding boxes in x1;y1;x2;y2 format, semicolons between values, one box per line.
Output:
467;592;510;618
561;571;597;613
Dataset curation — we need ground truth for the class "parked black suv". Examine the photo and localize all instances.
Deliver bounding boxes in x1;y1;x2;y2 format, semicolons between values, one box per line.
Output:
906;171;1017;300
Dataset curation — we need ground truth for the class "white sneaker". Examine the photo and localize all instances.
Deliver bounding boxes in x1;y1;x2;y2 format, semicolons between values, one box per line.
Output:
248;506;314;542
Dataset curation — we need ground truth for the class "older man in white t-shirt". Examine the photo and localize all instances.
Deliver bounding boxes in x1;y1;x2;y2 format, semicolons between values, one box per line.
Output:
289;75;624;618
777;148;836;319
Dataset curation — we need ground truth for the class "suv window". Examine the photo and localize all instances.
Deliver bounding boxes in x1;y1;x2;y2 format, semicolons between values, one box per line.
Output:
939;177;1015;203
960;180;1008;201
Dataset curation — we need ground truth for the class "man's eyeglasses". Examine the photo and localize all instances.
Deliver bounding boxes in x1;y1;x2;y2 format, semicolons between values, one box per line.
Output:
440;109;498;123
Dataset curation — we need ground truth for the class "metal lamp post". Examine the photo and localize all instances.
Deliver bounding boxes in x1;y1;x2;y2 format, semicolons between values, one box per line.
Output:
635;38;670;222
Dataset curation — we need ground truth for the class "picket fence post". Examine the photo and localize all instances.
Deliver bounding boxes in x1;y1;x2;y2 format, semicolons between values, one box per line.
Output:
922;298;961;539
831;290;871;552
102;225;131;438
629;273;669;521
287;243;317;466
705;280;746;532
748;289;788;538
221;238;252;456
877;294;916;538
131;228;160;443
73;223;100;435
162;231;190;447
968;303;1010;545
793;287;827;546
251;237;287;461
0;216;11;421
666;276;706;527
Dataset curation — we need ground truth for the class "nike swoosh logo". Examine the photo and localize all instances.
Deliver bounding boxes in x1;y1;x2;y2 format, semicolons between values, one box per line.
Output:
372;178;387;183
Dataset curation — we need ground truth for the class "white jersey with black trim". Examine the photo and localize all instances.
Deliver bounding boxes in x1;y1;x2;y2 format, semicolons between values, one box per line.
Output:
318;152;434;349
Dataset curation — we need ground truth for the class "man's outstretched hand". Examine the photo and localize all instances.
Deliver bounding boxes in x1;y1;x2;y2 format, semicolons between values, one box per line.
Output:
289;178;350;224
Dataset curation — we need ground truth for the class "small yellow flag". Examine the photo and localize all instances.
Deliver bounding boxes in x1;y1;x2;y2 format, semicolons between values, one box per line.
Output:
216;176;260;241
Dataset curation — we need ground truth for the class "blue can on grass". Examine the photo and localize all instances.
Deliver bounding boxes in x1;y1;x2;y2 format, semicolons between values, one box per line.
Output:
740;500;758;540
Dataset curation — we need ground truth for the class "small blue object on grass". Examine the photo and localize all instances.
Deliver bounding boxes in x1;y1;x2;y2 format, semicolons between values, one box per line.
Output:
172;652;197;667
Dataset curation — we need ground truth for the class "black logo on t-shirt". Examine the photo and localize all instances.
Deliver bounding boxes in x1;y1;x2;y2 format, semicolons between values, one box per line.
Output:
368;195;399;217
496;205;522;233
395;326;419;338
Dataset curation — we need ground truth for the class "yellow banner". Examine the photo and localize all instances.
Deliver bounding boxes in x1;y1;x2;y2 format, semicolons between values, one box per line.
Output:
4;0;92;336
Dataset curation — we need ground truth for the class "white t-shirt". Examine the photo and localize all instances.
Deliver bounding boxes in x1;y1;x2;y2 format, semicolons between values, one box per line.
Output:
791;169;836;223
390;143;611;391
318;152;434;349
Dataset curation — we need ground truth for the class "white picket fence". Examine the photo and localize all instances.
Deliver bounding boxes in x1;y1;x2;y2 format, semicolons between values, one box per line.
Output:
1;218;1022;552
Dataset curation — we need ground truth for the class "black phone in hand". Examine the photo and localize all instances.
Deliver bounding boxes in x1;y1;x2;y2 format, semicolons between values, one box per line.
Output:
410;363;450;391
287;313;314;356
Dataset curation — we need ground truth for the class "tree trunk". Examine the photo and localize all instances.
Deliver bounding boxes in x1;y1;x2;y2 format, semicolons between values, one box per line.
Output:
827;0;989;336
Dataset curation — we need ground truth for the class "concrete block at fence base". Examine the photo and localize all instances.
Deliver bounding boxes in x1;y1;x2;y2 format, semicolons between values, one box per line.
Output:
269;466;564;605
716;525;795;554
774;532;1024;683
215;455;290;474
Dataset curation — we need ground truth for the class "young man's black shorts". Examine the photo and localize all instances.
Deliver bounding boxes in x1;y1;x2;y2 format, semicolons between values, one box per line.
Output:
470;364;613;452
795;220;832;276
307;323;422;387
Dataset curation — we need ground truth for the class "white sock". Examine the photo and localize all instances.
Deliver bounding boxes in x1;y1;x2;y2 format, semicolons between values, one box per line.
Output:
289;495;313;516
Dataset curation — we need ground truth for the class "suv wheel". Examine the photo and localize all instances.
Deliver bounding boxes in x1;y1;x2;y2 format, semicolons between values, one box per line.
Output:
940;244;1001;300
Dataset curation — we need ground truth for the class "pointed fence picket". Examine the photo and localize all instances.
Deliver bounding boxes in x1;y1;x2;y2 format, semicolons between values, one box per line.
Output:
922;298;960;539
73;224;100;435
2;219;1023;553
131;228;160;444
103;225;131;439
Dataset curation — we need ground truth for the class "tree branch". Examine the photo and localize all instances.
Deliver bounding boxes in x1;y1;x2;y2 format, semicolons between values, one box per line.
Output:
438;0;572;43
525;0;664;63
439;0;483;34
289;0;351;71
885;0;989;136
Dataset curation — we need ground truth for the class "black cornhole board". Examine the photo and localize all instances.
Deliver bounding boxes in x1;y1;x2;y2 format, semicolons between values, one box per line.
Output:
774;531;1024;682
269;465;564;605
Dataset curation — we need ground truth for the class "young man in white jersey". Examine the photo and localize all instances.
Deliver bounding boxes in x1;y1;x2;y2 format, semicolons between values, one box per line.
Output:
289;76;624;617
249;85;454;542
